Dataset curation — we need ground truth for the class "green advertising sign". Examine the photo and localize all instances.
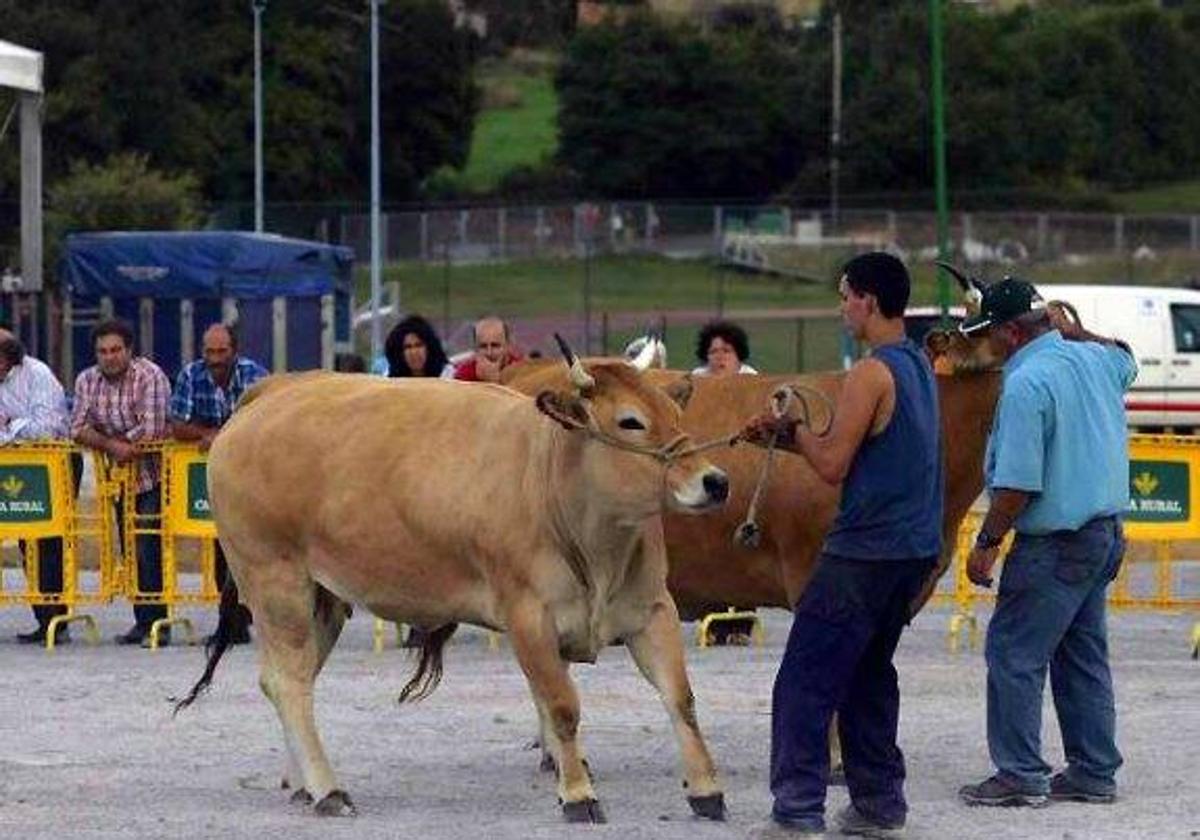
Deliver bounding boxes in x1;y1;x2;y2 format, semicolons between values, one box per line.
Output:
187;462;212;521
0;465;54;522
1127;460;1189;523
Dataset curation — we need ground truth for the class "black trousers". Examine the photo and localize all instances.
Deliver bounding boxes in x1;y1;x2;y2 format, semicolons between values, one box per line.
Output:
25;453;84;629
771;553;934;826
117;487;167;628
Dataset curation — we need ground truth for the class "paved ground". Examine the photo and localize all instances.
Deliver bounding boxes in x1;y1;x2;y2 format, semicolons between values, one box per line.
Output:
0;585;1196;839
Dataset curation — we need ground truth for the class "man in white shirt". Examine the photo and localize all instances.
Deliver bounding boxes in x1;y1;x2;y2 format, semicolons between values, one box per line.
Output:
0;330;77;644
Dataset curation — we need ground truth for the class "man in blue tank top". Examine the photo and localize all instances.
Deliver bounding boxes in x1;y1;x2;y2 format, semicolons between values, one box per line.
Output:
957;277;1135;809
744;252;943;836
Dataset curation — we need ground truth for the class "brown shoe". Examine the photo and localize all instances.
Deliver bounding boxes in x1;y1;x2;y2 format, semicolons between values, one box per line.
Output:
1049;772;1115;804
959;774;1048;808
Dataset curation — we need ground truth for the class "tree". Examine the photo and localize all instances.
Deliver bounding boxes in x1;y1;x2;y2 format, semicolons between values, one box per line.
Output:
0;0;479;204
43;153;203;288
556;15;809;199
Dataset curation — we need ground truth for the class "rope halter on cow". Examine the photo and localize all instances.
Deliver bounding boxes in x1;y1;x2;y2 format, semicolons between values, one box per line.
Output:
537;331;742;465
735;383;835;549
534;391;739;465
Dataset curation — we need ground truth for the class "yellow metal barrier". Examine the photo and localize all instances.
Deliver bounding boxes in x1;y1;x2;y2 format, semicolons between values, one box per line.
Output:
696;607;765;649
942;433;1200;654
0;443;114;648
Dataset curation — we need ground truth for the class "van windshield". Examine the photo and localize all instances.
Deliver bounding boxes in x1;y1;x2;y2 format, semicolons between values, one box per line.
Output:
1171;304;1200;353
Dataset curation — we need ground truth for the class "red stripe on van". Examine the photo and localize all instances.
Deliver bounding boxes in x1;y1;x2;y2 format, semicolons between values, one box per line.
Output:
1125;402;1200;412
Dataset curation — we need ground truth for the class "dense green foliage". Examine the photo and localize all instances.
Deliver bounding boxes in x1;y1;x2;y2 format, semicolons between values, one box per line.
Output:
556;14;809;199
0;0;478;204
556;1;1200;202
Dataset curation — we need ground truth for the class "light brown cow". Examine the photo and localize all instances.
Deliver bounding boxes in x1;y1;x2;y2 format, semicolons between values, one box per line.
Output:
175;345;732;824
503;332;1003;620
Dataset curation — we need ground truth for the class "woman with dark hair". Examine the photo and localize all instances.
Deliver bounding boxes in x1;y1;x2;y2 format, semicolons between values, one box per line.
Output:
384;315;454;379
693;319;758;376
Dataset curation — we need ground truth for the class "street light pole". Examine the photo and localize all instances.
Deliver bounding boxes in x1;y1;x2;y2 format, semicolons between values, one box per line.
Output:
369;0;385;365
252;0;266;233
930;0;950;320
830;7;843;231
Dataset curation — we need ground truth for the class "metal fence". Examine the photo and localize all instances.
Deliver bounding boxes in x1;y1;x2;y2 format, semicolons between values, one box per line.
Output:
327;203;1200;271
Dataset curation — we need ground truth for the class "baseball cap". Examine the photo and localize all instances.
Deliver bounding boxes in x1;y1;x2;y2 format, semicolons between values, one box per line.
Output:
959;276;1046;335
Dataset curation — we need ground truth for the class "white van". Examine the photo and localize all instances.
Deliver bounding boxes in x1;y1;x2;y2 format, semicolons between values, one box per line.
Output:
1038;285;1200;430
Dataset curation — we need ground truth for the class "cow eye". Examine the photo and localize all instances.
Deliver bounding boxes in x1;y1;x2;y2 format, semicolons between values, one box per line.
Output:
618;417;645;431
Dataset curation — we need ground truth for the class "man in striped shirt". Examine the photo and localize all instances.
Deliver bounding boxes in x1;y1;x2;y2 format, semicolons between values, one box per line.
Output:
0;330;79;644
71;318;172;647
170;322;267;644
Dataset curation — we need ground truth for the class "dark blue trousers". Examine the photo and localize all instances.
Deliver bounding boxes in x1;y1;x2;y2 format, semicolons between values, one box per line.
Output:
771;553;934;826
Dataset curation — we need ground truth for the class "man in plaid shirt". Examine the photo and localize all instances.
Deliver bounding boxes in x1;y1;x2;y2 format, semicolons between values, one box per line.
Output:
170;322;268;644
71;318;172;647
170;323;268;450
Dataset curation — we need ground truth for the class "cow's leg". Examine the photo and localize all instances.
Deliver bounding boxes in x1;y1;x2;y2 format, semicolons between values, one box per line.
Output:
255;578;353;817
625;598;725;820
506;600;602;823
281;588;350;803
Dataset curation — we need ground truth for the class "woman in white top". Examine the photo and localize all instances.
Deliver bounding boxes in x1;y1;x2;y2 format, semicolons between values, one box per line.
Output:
384;315;456;379
691;319;759;377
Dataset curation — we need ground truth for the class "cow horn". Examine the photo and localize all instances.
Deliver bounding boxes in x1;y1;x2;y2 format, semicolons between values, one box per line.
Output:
935;260;985;313
629;335;658;372
554;332;595;391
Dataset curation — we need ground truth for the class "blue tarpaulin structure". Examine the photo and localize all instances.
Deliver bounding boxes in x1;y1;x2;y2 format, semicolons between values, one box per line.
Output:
61;231;354;381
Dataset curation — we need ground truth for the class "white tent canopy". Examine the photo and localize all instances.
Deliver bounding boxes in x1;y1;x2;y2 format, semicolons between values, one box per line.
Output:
2;38;44;293
0;39;43;94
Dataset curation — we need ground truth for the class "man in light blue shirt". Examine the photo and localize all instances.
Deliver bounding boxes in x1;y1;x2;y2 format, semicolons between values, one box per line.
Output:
0;330;80;645
956;277;1136;809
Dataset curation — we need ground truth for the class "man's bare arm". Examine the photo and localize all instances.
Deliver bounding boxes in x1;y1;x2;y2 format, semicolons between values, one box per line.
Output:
781;359;891;484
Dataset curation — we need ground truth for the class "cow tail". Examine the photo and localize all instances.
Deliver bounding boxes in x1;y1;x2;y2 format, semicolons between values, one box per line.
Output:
172;578;243;715
397;623;459;704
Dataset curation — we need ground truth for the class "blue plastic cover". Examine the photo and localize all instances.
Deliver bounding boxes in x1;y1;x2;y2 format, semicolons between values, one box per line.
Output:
62;231;354;300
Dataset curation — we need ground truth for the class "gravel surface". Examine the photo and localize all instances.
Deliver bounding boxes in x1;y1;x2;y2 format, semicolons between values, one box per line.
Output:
0;579;1196;840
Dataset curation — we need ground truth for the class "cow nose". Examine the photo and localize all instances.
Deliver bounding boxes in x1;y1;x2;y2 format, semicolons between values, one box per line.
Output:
703;470;729;503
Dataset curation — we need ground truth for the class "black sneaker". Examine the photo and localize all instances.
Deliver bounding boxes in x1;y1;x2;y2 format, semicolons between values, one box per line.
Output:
17;626;71;645
1049;772;1115;804
958;774;1048;808
834;804;904;838
114;624;150;646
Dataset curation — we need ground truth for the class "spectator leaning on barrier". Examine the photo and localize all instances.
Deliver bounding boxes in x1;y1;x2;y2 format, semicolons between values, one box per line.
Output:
453;316;523;383
170;324;268;452
692;319;758;376
385;314;455;379
71;318;172;648
170;322;268;646
0;329;81;645
956;278;1136;809
742;252;941;837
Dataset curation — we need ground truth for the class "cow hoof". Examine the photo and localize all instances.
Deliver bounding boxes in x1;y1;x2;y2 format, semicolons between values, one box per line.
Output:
289;788;314;805
314;790;356;817
539;752;557;773
829;766;846;787
562;798;606;824
688;792;726;820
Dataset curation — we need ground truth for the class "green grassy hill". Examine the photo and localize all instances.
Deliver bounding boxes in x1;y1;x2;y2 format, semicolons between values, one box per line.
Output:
441;51;559;195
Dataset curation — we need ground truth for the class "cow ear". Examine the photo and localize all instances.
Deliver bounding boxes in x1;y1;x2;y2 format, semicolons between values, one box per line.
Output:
535;390;590;429
664;374;693;409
